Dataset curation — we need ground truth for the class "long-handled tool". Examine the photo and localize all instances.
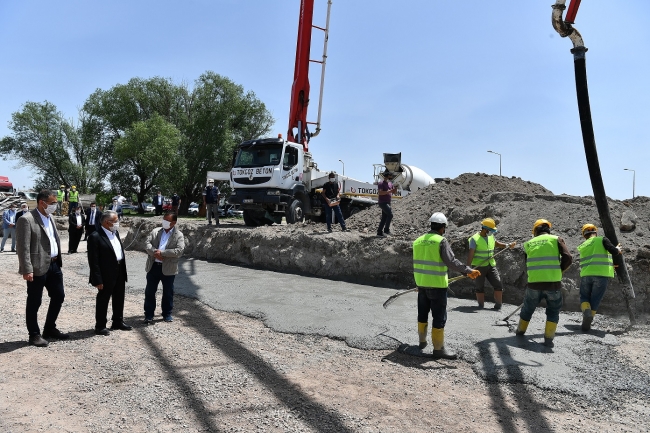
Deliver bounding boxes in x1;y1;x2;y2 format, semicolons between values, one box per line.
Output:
383;246;514;309
494;303;523;326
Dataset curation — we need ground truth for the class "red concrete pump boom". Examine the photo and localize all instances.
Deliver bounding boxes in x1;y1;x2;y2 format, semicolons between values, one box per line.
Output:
287;0;331;152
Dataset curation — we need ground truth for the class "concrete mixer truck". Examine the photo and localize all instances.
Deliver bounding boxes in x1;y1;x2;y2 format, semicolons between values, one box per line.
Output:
227;0;435;226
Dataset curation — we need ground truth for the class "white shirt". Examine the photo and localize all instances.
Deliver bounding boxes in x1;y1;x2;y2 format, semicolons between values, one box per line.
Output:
37;210;59;258
75;214;82;226
155;227;174;263
101;226;124;261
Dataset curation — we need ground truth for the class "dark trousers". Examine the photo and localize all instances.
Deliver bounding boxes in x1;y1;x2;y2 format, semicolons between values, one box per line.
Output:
69;227;83;253
417;288;448;329
377;202;393;234
84;225;96;240
144;263;176;318
95;265;126;329
26;261;65;336
155;205;163;216
323;204;346;230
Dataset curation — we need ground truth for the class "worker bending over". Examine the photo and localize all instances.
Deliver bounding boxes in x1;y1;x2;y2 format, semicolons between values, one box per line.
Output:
413;212;480;359
576;223;621;332
466;218;515;310
516;219;572;347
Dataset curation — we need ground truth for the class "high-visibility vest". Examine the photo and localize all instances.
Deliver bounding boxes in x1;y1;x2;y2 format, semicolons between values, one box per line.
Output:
577;237;614;278
469;233;496;267
413;233;448;288
523;234;562;283
57;189;64;201
69;190;79;202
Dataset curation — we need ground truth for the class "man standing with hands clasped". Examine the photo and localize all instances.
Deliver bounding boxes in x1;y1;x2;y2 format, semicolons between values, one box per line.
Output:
87;210;131;335
321;172;347;233
144;212;185;324
2;202;17;252
16;190;69;347
376;170;397;237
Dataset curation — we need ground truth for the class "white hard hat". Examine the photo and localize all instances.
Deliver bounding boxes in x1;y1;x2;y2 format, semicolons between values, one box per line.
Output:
428;212;448;225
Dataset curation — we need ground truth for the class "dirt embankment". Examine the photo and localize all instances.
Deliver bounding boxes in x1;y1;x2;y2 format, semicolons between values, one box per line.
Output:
124;173;650;316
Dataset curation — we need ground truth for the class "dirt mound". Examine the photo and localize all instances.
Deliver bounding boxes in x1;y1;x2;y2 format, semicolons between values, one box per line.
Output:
124;173;650;316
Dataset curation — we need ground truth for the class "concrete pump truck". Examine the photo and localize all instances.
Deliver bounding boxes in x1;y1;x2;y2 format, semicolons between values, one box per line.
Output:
228;0;434;227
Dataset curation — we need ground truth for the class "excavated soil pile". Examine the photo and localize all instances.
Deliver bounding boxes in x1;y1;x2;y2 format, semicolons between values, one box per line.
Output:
124;173;650;315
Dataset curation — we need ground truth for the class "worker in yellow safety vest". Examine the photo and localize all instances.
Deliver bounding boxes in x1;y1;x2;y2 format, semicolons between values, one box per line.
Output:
576;223;621;332
413;212;480;359
516;219;572;347
69;186;79;211
466;218;516;310
56;185;65;215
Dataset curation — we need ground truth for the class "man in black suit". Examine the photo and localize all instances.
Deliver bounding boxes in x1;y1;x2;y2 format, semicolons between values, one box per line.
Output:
67;205;85;254
154;191;164;216
84;202;101;241
87;210;131;335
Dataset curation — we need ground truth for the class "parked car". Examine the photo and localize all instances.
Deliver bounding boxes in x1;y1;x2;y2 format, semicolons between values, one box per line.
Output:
218;206;226;217
188;203;199;216
121;203;137;212
227;205;243;218
142;203;155;213
162;199;172;211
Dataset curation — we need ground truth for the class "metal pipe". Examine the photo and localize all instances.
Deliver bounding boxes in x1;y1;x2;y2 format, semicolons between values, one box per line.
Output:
487;150;501;176
309;0;332;139
551;1;636;325
624;168;635;198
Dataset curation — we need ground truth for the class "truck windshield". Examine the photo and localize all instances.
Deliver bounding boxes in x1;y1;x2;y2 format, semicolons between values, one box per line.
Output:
234;144;284;168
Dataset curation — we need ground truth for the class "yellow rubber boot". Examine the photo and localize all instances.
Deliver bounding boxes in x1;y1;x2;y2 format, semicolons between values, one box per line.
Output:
493;291;503;310
581;302;594;332
418;322;428;349
431;328;457;360
544;321;557;347
476;292;485;309
516;319;529;336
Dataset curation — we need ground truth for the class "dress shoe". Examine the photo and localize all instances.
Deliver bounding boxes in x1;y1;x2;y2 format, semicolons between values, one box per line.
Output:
143;318;154;325
163;315;173;323
29;335;49;347
111;322;133;331
42;328;70;340
94;328;111;336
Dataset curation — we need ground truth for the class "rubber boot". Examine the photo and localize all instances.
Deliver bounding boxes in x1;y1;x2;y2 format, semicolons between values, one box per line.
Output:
493;291;503;310
476;292;485;309
431;328;457;360
516;319;529;336
581;302;593;332
418;322;428;349
544;321;557;347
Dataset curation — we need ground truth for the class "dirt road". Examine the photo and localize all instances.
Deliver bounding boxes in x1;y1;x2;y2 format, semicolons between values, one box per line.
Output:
0;235;648;432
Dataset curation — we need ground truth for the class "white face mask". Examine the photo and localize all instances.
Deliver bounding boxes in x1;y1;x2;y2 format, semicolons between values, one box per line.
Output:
76;210;81;214
109;222;119;233
45;203;58;215
162;220;172;230
21;208;28;212
329;178;336;183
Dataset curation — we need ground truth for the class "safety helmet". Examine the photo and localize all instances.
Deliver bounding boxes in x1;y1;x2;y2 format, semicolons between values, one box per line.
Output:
532;219;552;235
71;185;76;189
481;218;497;230
208;179;214;183
582;223;598;237
428;212;448;225
60;185;65;189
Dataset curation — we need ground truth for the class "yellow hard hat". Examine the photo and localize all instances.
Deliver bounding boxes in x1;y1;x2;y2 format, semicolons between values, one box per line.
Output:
481;218;497;230
532;219;552;235
71;185;76;189
60;185;65;188
582;223;597;237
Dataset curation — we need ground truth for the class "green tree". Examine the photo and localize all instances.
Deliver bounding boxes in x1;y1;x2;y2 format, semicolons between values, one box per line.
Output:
0;101;104;192
113;114;186;213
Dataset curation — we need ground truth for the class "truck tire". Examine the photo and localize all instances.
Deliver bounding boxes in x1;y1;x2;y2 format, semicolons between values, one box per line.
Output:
286;200;304;224
349;206;361;217
243;210;261;227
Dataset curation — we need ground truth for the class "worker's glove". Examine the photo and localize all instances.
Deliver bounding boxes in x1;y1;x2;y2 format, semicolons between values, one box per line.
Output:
616;244;622;255
467;269;481;280
509;242;516;249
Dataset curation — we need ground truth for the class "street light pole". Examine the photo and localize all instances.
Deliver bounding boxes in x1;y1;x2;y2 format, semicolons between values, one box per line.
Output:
624;168;635;199
339;159;345;177
487;150;502;176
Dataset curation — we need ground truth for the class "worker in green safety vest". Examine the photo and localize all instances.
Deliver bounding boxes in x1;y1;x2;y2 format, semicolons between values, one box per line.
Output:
56;185;65;216
68;186;79;211
576;223;621;332
516;219;572;347
466;217;516;310
413;212;480;360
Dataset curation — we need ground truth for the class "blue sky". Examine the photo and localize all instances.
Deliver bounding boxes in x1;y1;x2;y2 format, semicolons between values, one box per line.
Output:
1;1;648;199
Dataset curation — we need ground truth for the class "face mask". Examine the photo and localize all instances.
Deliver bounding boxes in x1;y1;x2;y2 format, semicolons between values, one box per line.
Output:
45;203;58;215
162;220;172;230
21;208;27;212
329;178;335;183
76;210;81;214
109;222;119;233
113;202;118;205
91;207;96;211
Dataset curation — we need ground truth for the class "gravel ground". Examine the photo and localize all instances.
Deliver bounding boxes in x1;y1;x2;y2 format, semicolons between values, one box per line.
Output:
0;234;648;432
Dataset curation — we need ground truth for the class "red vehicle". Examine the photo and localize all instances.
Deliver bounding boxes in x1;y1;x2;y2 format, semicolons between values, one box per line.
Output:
0;176;14;193
162;199;173;211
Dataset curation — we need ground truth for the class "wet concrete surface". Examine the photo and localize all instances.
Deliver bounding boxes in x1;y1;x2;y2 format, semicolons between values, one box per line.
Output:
87;252;650;404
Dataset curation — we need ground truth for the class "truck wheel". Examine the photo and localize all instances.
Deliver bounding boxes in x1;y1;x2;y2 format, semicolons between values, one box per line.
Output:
286;200;304;224
243;210;261;227
349;206;361;217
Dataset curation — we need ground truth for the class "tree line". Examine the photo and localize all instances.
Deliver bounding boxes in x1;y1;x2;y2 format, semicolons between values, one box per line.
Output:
0;72;274;214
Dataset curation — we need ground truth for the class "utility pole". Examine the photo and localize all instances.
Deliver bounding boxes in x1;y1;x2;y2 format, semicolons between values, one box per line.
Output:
487;150;501;176
624;168;635;199
338;159;345;177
